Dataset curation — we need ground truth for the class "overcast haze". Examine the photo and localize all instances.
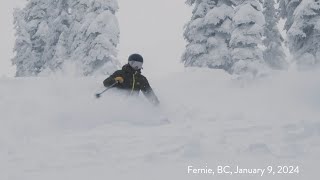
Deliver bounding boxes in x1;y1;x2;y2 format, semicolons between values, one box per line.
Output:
0;0;191;77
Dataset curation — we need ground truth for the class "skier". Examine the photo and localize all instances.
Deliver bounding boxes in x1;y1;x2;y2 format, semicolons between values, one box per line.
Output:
103;54;160;105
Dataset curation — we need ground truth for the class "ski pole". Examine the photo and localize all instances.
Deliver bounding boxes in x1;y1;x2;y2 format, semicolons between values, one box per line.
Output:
95;81;118;98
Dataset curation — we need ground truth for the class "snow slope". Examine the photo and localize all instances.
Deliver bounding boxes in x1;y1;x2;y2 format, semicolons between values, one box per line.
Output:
1;69;320;180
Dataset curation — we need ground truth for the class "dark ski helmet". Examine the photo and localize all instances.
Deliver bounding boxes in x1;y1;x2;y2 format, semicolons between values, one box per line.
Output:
128;54;143;70
128;54;143;63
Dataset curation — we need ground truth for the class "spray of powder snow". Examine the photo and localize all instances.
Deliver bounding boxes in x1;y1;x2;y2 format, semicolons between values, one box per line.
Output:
0;69;319;180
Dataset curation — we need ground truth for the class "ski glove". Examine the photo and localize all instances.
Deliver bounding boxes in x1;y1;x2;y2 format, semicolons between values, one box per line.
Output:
114;77;124;84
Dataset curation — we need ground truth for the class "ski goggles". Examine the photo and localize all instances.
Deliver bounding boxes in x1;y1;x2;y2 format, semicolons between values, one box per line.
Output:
129;61;143;70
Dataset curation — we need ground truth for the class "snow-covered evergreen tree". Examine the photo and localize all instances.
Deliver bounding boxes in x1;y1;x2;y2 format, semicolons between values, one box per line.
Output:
13;0;120;76
281;0;320;68
182;0;234;71
13;0;50;76
230;0;267;76
263;0;287;70
68;0;120;76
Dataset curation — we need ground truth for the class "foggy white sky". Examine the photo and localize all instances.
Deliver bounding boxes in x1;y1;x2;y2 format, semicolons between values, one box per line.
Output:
117;0;191;76
0;0;191;77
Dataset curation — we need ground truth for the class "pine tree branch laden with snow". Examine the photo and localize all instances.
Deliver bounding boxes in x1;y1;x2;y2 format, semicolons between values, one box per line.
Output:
230;0;268;76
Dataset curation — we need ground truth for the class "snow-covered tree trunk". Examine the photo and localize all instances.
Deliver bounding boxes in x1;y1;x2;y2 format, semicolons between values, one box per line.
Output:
68;0;120;76
280;0;320;69
230;0;267;76
182;0;234;72
263;0;287;70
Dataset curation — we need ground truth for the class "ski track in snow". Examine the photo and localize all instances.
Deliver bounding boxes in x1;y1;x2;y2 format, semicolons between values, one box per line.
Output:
1;69;320;179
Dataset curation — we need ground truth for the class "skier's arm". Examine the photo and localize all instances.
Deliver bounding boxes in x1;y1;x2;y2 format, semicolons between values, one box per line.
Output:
103;70;123;87
141;77;160;106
